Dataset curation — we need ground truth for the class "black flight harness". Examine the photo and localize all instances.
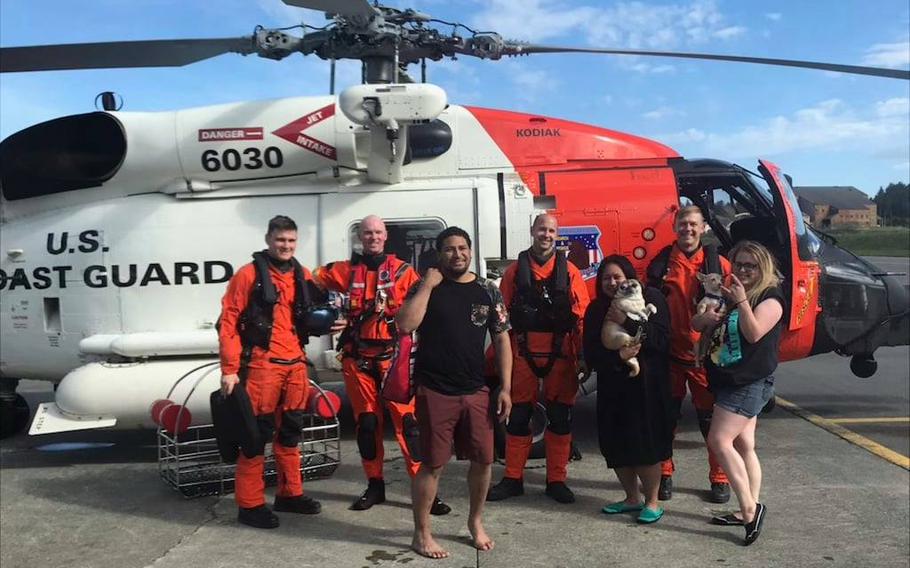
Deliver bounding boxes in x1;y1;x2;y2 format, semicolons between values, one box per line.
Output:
509;250;577;379
236;251;315;370
647;243;722;368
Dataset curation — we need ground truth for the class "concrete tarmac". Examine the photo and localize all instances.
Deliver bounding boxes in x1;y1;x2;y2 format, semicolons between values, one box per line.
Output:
2;361;908;568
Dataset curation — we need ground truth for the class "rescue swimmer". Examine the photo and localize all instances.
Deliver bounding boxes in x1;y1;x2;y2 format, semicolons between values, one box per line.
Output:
645;205;732;503
487;214;590;504
218;215;341;529
313;215;450;515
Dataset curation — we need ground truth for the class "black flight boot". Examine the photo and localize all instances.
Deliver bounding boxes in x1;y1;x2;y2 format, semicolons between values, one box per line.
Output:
545;481;576;504
430;495;452;516
710;482;731;504
274;494;322;514
658;475;673;501
486;477;524;501
350;478;386;511
238;505;280;529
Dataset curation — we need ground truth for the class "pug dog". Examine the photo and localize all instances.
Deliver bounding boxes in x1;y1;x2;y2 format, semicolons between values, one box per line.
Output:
693;272;726;367
601;279;657;377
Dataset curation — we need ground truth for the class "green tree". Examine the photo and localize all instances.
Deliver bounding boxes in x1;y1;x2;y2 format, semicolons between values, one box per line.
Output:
873;182;909;226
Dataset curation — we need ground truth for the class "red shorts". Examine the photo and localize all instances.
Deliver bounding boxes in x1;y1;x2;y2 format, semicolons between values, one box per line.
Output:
415;385;494;468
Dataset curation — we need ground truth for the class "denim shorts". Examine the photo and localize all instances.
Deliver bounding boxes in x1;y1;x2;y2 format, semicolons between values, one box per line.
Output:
713;376;774;418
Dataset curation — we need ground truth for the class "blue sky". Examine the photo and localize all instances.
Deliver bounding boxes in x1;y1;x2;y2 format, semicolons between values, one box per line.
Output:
1;0;908;195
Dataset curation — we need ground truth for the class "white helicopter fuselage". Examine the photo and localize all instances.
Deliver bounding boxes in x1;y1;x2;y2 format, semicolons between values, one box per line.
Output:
0;91;539;433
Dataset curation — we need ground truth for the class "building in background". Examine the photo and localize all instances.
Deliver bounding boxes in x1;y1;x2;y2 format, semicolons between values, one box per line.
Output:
794;186;878;228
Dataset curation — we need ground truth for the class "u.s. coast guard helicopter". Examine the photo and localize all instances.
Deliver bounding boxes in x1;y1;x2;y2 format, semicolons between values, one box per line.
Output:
1;0;908;439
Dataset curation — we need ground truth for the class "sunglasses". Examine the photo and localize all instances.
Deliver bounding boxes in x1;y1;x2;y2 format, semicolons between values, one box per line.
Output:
733;261;759;273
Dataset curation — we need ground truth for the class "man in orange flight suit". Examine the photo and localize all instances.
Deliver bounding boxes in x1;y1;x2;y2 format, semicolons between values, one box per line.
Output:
220;215;337;529
314;215;449;514
487;214;590;504
646;205;731;503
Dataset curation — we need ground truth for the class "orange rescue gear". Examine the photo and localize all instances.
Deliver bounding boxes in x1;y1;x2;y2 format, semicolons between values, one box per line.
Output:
653;244;731;485
313;254;422;479
219;259;315;508
499;252;590;484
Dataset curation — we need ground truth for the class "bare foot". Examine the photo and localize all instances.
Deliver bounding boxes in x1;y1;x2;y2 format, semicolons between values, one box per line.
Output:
411;532;449;559
469;521;494;552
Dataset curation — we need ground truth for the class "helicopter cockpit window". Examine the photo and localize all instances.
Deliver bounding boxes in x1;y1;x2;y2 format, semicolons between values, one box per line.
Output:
0;112;126;201
680;178;773;254
349;219;445;276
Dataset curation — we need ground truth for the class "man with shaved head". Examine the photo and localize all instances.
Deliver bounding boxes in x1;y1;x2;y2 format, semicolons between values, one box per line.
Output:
314;214;449;514
487;213;590;504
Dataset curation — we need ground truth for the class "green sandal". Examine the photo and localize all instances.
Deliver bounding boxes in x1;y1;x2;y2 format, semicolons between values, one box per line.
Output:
602;501;644;514
637;506;664;524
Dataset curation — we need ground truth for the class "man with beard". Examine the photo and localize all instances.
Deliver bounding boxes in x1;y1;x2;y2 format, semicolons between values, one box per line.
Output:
313;215;449;515
487;214;590;504
397;226;512;559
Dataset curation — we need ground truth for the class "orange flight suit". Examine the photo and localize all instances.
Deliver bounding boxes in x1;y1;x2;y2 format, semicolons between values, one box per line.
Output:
499;252;590;483
219;260;313;509
314;255;422;479
658;244;731;484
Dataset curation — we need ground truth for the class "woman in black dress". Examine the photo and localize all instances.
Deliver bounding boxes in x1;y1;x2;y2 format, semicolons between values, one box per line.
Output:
584;255;672;524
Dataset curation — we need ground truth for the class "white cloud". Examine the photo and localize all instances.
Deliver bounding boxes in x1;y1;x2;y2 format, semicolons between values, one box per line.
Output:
862;40;910;69
501;63;558;102
255;0;306;25
713;26;746;39
654;98;910;160
642;106;685;120
876;97;910;117
628;62;676;74
765;13;782;21
658;127;707;144
470;0;746;50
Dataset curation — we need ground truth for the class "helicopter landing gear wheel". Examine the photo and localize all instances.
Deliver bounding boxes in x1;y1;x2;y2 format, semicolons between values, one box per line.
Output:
850;354;877;379
0;394;30;439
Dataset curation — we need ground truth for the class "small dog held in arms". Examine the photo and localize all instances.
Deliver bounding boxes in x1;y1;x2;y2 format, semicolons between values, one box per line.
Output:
601;279;657;377
693;272;726;366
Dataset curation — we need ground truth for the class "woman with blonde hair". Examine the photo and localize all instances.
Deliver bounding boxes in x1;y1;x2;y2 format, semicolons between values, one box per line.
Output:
692;240;784;546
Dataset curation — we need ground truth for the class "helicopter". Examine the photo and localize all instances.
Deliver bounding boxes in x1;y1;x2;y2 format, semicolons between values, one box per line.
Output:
1;0;908;439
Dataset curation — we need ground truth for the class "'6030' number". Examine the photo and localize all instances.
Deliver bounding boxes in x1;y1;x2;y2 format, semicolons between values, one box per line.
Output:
201;147;283;172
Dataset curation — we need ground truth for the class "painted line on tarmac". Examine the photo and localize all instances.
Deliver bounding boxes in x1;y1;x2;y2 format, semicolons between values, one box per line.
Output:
828;417;910;425
775;396;910;471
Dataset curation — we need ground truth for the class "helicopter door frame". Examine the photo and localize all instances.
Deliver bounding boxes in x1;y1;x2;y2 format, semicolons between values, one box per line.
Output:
757;159;821;337
316;183;488;275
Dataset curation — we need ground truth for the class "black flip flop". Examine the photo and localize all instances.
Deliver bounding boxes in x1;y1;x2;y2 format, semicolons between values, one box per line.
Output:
744;503;766;545
710;513;744;526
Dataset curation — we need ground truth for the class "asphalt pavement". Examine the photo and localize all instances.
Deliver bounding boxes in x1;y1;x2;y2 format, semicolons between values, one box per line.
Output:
2;345;908;568
1;256;907;568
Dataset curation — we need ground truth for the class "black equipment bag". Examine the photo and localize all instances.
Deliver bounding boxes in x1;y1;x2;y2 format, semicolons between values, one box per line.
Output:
210;383;261;464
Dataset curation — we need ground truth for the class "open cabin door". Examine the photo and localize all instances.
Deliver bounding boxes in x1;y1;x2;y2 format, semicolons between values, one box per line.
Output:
757;160;821;358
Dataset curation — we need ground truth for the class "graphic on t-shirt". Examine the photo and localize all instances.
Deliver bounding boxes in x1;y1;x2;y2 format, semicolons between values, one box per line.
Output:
471;304;490;326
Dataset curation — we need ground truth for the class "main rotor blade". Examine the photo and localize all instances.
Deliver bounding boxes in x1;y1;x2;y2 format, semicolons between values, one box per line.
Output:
509;45;910;80
0;38;256;73
282;0;376;20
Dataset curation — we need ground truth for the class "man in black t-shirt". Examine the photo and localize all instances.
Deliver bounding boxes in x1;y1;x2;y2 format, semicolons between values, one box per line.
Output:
396;226;512;559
